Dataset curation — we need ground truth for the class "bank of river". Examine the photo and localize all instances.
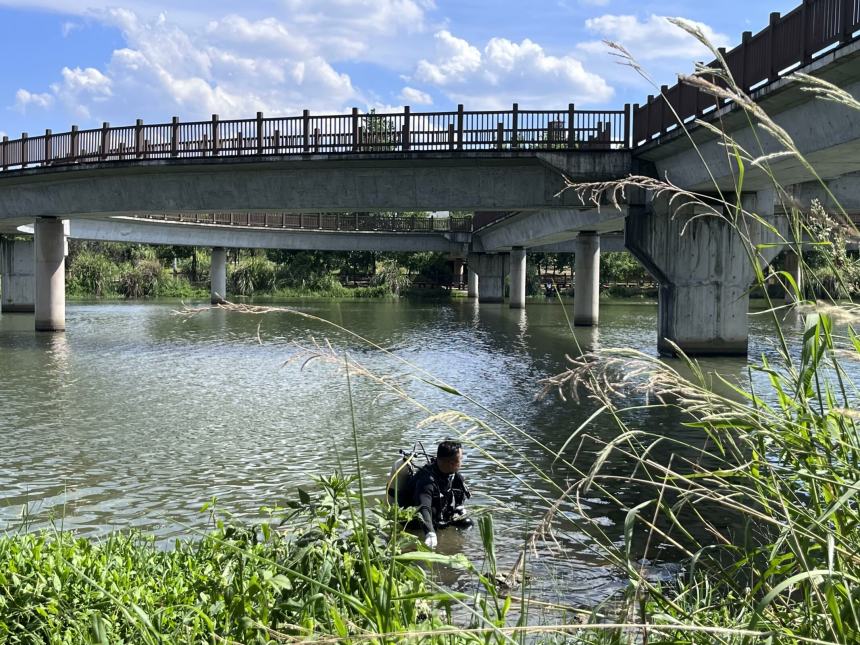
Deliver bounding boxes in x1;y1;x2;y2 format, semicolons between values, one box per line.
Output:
0;298;823;606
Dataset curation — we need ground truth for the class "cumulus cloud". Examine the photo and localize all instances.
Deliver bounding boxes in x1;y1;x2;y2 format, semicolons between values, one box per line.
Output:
580;14;729;62
399;86;433;105
411;30;613;108
13;9;360;125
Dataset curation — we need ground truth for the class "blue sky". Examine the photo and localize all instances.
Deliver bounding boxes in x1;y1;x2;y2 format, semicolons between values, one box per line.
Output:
0;0;801;137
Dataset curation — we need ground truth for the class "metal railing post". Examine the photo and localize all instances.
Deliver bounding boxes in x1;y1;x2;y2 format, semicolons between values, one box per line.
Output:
740;31;752;91
456;104;464;150
44;129;52;165
211;114;220;156
2;136;7;170
403;105;410;151
447;124;454;150
135;119;144;158
769;12;781;81
21;133;28;168
623;103;631;148
842;0;855;43
511;102;519;148
273;129;280;154
303;110;310;152
351;107;359;152
257;111;264;155
631;104;639;147
171;117;179;157
801;0;812;65
496;122;504;150
567;103;575;149
70;125;79;161
100;122;109;161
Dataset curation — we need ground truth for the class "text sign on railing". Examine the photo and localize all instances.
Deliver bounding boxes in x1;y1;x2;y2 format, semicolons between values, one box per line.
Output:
633;0;860;146
0;104;631;172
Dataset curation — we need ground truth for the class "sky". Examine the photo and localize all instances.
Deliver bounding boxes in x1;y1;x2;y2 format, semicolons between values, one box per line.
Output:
0;0;802;138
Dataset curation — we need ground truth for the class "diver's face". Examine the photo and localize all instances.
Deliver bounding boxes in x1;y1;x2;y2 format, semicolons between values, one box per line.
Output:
438;450;462;474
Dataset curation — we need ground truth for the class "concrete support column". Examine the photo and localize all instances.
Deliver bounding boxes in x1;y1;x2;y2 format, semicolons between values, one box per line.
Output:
783;249;802;304
34;217;66;332
574;232;600;326
0;237;35;313
625;190;784;356
210;247;227;304
509;247;526;309
467;253;507;303
452;258;465;289
467;268;479;298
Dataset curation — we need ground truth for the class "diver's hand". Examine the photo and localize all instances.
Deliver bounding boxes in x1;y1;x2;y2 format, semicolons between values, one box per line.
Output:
424;532;437;549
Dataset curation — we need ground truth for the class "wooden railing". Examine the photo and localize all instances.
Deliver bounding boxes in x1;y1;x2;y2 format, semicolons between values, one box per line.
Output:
132;212;474;233
633;0;860;146
0;105;631;172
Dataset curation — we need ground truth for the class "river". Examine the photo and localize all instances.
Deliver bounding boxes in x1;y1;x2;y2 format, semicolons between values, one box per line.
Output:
0;298;836;606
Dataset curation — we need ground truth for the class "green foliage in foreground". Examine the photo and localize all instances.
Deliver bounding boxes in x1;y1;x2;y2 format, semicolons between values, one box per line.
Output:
0;475;523;644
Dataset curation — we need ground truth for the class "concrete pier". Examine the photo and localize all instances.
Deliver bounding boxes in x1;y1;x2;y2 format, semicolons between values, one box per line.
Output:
467;268;479;298
468;253;507;303
210;247;227;304
34;218;65;332
626;191;783;356
0;237;35;313
509;247;526;309
574;232;600;326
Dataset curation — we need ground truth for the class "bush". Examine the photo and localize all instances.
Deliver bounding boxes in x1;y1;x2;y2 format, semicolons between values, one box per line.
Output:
118;259;163;299
66;251;118;297
229;256;277;296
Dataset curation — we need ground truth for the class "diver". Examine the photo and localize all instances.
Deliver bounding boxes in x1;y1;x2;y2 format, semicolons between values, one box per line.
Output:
410;440;472;549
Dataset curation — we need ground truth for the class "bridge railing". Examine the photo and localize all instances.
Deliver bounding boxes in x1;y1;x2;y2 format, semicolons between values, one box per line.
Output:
0;105;631;172
132;212;474;233
633;0;860;146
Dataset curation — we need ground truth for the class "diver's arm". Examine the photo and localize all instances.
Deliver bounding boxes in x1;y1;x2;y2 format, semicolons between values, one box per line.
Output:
416;485;435;534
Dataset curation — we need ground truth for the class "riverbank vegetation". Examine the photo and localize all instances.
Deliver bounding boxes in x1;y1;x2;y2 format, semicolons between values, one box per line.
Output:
65;243;458;300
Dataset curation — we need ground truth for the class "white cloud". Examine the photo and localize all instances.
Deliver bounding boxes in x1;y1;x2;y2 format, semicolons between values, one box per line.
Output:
14;89;54;112
13;9;361;124
399;86;433;105
580;14;729;62
412;30;613;108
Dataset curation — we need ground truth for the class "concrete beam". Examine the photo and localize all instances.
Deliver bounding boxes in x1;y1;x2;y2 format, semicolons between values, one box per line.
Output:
532;234;626;254
68;217;470;254
0;151;631;223
473;208;626;252
0;236;35;313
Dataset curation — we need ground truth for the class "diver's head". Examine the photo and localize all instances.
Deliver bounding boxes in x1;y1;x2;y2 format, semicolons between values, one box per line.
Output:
436;440;463;475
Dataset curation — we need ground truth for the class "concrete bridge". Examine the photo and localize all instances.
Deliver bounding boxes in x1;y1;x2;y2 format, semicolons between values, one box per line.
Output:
1;0;860;356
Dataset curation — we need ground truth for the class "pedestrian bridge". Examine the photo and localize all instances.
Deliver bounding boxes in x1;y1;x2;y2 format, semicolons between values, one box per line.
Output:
2;0;860;356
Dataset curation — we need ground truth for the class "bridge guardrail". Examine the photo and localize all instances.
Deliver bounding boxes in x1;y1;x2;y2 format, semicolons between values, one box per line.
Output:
633;0;860;146
132;212;474;233
0;105;631;172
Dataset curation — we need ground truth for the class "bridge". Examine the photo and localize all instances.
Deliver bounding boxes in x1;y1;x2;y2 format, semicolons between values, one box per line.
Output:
1;0;859;356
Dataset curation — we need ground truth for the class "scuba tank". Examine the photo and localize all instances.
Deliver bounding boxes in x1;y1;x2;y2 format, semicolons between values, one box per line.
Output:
386;441;430;508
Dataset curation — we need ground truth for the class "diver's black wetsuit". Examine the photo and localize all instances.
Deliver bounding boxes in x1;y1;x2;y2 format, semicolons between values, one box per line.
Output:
411;461;471;534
